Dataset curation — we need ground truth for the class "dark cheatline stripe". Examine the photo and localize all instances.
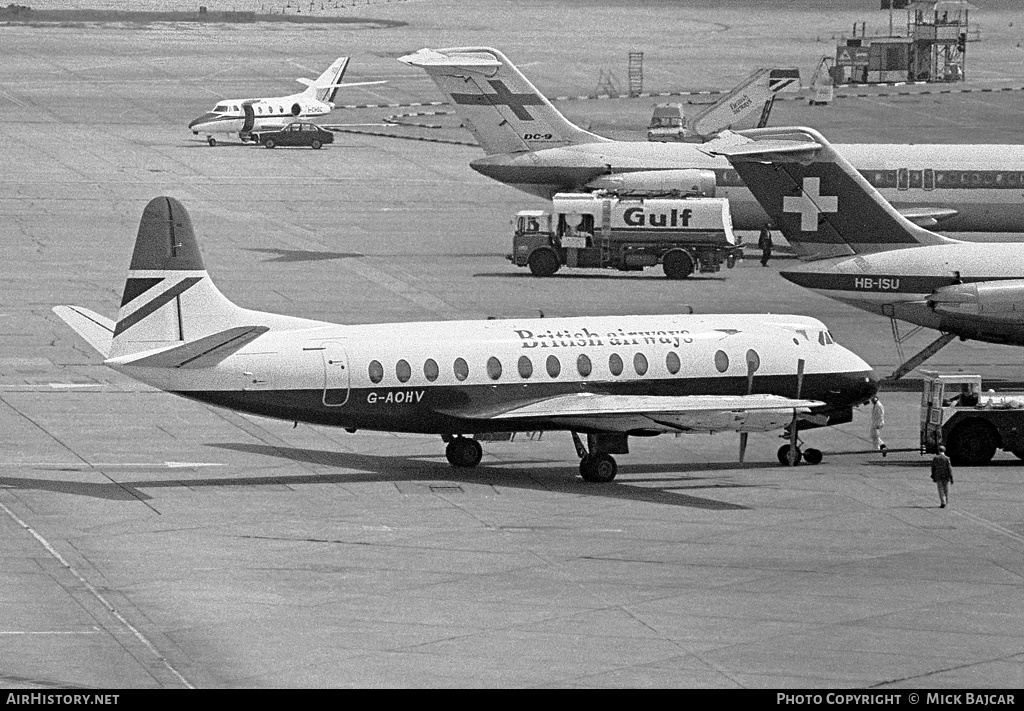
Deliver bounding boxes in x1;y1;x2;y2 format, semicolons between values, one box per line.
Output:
113;277;202;337
120;277;163;307
780;271;1016;293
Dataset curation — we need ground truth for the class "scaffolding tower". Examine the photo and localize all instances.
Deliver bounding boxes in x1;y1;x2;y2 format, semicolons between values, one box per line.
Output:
628;51;644;97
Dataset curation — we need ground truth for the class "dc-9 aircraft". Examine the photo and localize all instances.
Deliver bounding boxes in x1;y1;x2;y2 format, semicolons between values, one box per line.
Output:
400;46;1024;232
54;198;877;480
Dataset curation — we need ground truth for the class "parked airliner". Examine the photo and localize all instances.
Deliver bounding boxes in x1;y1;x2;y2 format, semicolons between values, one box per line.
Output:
54;198;877;480
188;57;385;146
714;126;1024;372
400;46;1024;232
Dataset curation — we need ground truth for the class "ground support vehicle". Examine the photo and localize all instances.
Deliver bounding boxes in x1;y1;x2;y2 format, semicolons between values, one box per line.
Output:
509;193;743;279
920;371;1024;465
249;121;334;149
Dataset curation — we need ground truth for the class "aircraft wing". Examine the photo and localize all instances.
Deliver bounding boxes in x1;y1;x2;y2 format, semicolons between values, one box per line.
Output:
114;326;270;369
897;206;959;227
462;392;824;434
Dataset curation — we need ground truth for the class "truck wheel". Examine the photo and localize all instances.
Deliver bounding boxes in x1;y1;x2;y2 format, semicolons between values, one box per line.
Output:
663;250;694;279
528;249;560;277
947;419;998;466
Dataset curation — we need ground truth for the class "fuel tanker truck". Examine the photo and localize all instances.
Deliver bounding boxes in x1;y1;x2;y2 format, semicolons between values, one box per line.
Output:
509;192;742;279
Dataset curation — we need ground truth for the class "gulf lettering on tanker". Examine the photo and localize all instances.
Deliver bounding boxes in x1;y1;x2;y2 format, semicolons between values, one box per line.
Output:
622;207;693;228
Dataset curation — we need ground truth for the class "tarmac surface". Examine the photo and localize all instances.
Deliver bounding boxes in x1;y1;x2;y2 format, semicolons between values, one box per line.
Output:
2;0;1024;689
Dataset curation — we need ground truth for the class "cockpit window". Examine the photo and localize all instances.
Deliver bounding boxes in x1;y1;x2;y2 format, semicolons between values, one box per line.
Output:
213;104;230;113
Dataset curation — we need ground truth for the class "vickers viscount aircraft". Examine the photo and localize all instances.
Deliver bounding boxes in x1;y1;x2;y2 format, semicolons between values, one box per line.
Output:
54;198;877;479
713;126;1024;377
188;57;385;146
399;46;1024;232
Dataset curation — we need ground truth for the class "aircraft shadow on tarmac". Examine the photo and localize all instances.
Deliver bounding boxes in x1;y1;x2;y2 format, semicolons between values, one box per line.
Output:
245;248;364;263
0;445;782;509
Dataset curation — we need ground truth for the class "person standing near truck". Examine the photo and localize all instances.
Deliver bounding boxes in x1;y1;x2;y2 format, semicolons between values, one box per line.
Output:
931;445;954;508
758;223;773;267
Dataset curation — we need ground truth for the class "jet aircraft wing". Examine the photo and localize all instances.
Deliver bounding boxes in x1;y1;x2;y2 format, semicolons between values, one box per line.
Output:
465;392;824;434
896;206;960;227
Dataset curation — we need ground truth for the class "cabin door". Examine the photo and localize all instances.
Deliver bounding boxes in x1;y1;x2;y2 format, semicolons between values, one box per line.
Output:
321;341;350;406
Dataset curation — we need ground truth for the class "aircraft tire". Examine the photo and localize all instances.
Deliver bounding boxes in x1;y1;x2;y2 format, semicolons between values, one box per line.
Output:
580;453;617;483
663;250;694;280
778;444;802;466
311;140;322;150
446;437;483;468
803;448;823;465
207;137;217;147
946;419;997;466
528;249;560;277
264;139;276;149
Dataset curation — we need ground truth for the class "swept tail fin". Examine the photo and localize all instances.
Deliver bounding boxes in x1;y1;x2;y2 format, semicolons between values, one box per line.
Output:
712;126;955;260
399;46;609;155
297;57;350;102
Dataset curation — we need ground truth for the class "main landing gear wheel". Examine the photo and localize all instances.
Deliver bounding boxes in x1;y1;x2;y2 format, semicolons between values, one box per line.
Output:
777;445;823;465
580;453;617;483
778;444;802;466
207;137;217;147
445;437;483;468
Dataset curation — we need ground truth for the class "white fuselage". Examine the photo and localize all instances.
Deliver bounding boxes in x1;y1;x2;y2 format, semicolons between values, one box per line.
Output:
188;94;332;137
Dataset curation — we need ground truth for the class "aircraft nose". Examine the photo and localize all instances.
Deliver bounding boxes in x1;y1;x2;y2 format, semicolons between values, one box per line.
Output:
188;113;217;130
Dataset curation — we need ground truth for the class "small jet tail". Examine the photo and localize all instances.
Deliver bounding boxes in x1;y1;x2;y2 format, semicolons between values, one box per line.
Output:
711;126;955;260
399;46;609;155
55;197;321;364
688;67;799;139
313;56;349;104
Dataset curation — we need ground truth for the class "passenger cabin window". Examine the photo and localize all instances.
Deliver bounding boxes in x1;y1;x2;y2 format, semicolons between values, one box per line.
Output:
546;355;560;378
577;354;592;377
609;353;623;376
714;350;729;373
518;356;533;379
633;353;648;376
909;170;922;189
666;351;680;375
487;357;502;381
396;359;411;383
368;360;384;384
424;359;439;382
897;168;909;191
454;358;469;382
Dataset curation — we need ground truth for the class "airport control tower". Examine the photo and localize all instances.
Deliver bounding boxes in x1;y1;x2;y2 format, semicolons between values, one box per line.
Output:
834;0;973;84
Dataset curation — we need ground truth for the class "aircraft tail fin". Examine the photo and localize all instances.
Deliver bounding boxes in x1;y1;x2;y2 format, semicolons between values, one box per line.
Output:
298;57;350;103
688;67;798;139
711;126;955;260
399;46;609;155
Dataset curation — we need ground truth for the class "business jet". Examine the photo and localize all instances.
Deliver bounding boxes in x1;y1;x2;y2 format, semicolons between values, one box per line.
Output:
713;125;1024;377
399;47;1024;232
188;57;385;146
53;197;877;479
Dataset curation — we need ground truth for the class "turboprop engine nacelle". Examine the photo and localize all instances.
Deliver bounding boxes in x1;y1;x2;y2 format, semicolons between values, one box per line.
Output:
585;169;716;197
929;279;1024;323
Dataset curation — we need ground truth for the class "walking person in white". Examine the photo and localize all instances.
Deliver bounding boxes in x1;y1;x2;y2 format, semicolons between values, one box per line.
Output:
870;396;887;455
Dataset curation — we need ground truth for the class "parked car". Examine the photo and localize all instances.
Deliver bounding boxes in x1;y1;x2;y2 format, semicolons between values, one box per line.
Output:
250;121;334;149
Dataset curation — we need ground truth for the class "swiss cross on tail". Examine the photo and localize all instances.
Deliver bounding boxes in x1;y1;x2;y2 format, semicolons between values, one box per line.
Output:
783;177;839;231
450;80;544;121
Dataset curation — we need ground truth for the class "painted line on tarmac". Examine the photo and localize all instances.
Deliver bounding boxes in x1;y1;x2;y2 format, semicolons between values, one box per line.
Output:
0;500;195;689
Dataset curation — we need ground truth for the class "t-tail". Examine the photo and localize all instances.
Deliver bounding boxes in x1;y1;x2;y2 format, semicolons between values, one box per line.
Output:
711;126;955;260
54;197;320;365
315;56;349;104
687;67;798;139
399;46;609;155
